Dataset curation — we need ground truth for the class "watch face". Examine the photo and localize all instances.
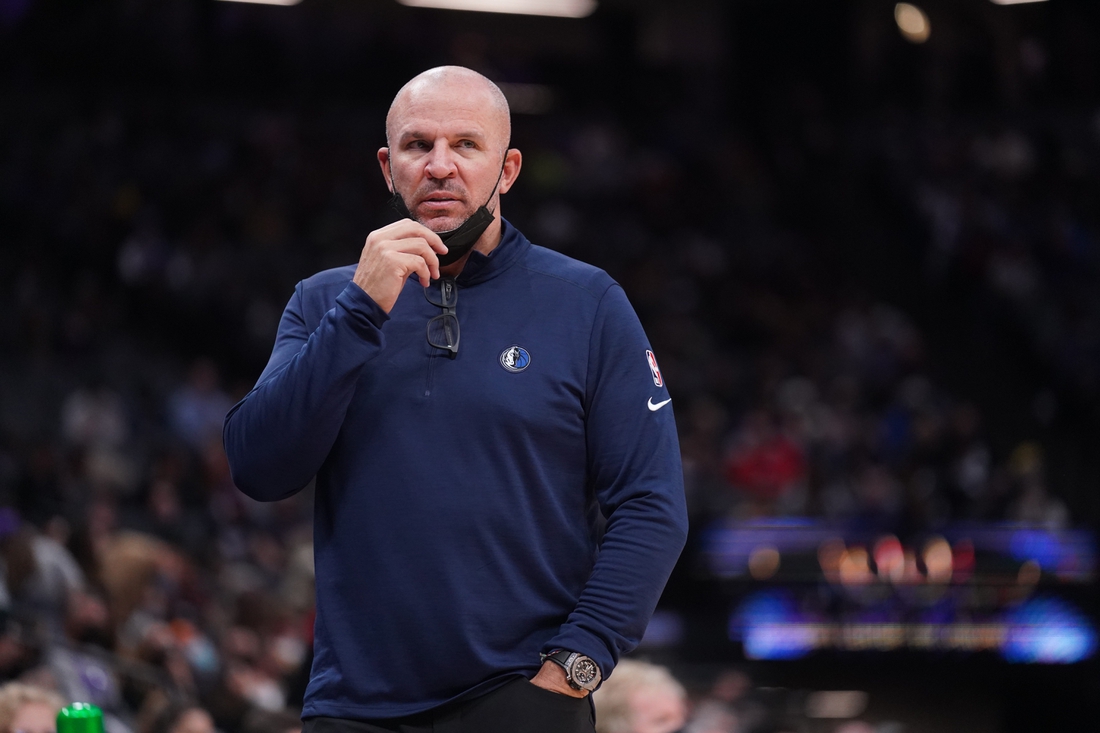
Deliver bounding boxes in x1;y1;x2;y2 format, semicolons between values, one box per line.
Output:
572;656;600;687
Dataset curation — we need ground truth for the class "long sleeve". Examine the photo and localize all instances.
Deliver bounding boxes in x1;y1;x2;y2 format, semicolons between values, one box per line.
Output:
542;284;689;678
223;280;389;501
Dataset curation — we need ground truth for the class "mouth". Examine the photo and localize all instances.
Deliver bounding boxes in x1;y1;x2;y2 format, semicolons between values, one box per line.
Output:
417;194;465;216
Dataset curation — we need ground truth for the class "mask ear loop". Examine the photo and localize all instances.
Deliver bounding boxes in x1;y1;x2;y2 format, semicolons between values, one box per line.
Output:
483;156;508;213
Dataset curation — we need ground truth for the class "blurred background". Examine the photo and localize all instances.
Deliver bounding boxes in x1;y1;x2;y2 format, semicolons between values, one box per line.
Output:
1;0;1098;732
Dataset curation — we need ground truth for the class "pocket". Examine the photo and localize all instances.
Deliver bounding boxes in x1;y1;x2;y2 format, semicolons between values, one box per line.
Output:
522;680;588;707
521;681;595;732
466;679;594;733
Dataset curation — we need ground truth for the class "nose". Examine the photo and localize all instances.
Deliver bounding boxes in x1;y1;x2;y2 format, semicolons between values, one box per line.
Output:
424;140;457;180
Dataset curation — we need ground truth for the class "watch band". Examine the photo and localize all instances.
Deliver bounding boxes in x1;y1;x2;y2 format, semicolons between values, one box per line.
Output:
540;649;602;691
542;649;575;672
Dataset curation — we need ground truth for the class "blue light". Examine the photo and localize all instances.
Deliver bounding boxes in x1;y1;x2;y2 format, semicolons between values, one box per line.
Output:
1002;597;1097;664
1009;529;1062;568
732;589;797;628
731;590;816;660
743;623;817;660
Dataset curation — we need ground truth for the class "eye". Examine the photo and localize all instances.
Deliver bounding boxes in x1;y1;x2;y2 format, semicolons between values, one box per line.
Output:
408;140;430;150
457;139;477;149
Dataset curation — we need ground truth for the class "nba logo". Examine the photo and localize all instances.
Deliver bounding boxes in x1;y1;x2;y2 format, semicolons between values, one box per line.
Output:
646;350;663;387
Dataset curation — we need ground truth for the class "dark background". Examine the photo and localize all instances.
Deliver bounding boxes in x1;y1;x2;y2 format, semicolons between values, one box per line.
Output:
1;1;1098;732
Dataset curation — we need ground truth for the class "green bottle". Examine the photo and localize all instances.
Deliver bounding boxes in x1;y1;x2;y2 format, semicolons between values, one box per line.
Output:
56;703;105;733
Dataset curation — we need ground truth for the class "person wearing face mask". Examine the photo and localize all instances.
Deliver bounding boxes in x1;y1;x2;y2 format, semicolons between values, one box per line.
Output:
223;66;688;733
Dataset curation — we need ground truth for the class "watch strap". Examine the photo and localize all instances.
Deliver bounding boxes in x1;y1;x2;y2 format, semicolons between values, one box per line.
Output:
541;649;576;674
540;649;601;691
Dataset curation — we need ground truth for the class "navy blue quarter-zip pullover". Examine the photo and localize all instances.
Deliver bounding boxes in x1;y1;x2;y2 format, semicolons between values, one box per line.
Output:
223;220;688;721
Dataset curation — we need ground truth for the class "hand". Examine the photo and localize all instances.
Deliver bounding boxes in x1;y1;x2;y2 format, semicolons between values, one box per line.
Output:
530;660;589;698
352;220;448;313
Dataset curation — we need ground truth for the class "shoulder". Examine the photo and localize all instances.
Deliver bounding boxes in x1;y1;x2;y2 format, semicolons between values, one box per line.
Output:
287;264;358;323
518;244;616;302
299;264;357;294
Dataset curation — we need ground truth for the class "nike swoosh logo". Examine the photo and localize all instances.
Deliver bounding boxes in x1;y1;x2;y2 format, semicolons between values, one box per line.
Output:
647;397;672;412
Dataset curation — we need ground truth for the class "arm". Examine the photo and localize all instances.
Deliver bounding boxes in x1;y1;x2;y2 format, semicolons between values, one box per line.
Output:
222;282;389;501
223;220;447;501
540;284;689;683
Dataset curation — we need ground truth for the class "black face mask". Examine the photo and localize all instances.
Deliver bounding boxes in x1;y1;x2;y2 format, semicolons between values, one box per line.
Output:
388;154;507;267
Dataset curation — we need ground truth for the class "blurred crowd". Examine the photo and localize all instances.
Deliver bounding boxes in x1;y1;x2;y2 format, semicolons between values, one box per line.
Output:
593;659;899;733
2;1;1098;732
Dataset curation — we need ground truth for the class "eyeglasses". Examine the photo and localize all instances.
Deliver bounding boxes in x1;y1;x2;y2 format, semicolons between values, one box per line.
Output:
424;276;459;358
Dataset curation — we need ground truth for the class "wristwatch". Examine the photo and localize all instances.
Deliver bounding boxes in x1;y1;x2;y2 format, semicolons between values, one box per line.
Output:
540;649;602;692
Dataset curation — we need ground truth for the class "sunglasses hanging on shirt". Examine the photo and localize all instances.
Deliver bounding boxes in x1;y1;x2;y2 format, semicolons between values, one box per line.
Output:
424;276;460;358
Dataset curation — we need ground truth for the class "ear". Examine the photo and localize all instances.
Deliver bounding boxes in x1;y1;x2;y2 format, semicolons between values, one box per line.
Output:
498;148;523;195
377;147;393;193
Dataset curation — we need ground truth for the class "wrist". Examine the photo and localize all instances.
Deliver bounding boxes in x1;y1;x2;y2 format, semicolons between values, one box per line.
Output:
539;649;602;693
531;660;588;698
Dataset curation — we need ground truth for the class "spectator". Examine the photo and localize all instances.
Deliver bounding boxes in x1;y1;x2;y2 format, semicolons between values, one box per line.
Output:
724;410;806;515
39;590;131;732
167;359;233;451
0;683;64;733
137;693;215;733
594;660;688;733
684;670;749;733
162;707;215;733
0;510;85;628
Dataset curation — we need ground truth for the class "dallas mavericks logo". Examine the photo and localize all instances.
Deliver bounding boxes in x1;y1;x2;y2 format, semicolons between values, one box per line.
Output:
499;345;531;373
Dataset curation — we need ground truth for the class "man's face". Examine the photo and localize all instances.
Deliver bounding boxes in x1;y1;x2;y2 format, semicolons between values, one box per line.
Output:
383;80;508;234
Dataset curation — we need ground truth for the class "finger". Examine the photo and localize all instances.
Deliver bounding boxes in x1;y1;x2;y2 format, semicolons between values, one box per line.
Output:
386;237;440;281
375;219;448;256
381;218;440;244
404;221;448;255
393;252;432;289
424;240;441;280
423;229;448;256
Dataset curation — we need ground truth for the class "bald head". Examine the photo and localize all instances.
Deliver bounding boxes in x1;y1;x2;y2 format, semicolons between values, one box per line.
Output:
386;66;511;153
379;66;522;247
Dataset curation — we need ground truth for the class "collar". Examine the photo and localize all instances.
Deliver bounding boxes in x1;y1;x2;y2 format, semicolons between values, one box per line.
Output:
455;217;530;287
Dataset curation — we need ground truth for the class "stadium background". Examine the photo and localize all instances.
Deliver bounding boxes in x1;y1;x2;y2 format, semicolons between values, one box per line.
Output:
1;0;1098;731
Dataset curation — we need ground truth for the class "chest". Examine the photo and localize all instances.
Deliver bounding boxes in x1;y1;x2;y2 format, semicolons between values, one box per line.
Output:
351;278;590;436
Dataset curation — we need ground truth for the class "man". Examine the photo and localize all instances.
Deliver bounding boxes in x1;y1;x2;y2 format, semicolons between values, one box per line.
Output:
223;66;688;733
